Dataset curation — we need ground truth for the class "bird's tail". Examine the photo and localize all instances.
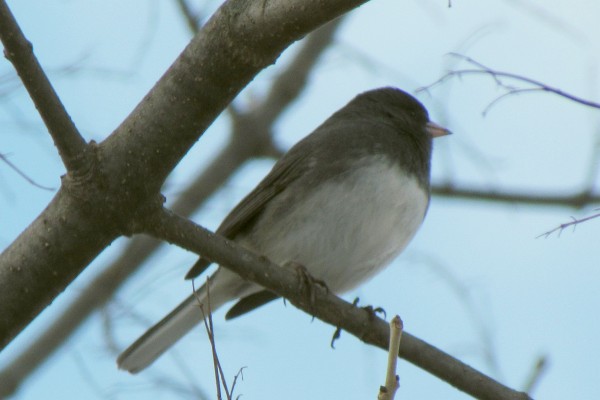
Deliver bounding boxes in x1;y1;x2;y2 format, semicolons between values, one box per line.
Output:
117;278;232;373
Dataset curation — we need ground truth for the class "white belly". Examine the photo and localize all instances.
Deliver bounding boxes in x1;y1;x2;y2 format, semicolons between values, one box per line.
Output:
242;158;428;294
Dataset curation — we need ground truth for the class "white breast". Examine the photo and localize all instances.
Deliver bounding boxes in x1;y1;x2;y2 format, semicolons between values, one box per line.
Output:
242;157;429;294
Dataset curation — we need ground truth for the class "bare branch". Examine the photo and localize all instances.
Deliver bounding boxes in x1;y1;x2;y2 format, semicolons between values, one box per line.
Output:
0;0;367;360
230;368;245;400
0;153;54;191
522;355;548;395
377;316;402;400
537;209;600;238
432;184;600;209
3;183;598;398
196;281;225;400
418;53;600;113
194;277;243;400
175;0;202;34
0;16;345;396
143;207;531;400
0;1;87;171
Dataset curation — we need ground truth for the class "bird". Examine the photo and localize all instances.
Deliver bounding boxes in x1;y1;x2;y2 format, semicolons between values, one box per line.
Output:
117;87;450;373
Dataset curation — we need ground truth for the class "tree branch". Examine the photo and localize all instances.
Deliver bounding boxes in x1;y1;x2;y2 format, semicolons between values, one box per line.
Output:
175;0;202;34
432;184;600;209
537;209;600;238
98;0;365;194
419;53;600;114
0;153;54;191
0;18;344;396
143;207;530;400
0;0;367;353
0;0;87;172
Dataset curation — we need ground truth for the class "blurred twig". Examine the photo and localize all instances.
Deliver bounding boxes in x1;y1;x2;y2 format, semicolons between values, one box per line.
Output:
412;252;502;376
432;184;600;208
176;0;203;34
521;355;548;395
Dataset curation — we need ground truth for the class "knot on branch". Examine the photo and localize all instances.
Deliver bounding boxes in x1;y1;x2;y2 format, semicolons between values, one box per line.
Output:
61;141;165;237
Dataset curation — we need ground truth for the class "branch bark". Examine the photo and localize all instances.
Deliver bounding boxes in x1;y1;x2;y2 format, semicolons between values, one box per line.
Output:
0;17;344;396
0;0;87;171
143;208;531;400
0;0;367;351
0;2;577;398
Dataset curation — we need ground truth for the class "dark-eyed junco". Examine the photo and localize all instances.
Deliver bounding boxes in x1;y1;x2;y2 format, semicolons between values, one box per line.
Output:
117;87;450;373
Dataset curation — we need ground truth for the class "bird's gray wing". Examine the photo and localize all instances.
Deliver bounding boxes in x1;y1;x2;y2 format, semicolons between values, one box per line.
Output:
185;149;310;279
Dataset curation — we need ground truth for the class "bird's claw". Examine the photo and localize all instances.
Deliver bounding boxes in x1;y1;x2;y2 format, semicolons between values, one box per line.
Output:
286;261;329;310
363;305;387;320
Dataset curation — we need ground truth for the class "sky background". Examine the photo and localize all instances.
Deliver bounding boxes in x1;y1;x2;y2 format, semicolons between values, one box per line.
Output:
1;0;600;399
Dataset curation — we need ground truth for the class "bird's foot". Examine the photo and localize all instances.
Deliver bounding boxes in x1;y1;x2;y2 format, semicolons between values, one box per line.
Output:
351;296;387;320
330;297;387;348
285;261;329;310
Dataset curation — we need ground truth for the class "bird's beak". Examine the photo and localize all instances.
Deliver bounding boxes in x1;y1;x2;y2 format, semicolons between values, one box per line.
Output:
426;121;452;138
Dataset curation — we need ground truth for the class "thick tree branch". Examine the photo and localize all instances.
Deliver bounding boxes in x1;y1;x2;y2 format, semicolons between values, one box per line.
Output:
0;0;87;171
0;178;121;349
0;18;343;396
143;208;530;400
0;0;367;352
98;0;365;195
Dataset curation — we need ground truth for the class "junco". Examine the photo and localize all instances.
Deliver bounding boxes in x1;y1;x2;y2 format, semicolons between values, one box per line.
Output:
117;87;450;373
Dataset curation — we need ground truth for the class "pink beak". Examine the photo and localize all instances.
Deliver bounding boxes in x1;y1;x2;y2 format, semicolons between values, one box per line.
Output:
426;121;452;138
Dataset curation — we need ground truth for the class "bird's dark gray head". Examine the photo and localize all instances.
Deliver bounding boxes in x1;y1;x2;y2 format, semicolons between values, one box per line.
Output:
284;87;444;192
338;87;435;187
349;87;429;125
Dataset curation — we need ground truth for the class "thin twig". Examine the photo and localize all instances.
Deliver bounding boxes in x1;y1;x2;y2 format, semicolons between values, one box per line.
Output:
229;367;246;399
537;208;600;238
194;279;223;400
418;53;600;113
0;0;87;171
195;278;237;400
521;355;548;395
378;316;403;400
412;252;501;375
175;0;201;34
0;153;54;191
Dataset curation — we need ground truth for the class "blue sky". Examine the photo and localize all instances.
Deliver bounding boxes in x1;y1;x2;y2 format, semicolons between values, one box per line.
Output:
1;1;599;399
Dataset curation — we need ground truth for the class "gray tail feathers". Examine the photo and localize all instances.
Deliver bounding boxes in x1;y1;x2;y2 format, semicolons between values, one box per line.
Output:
117;281;229;373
